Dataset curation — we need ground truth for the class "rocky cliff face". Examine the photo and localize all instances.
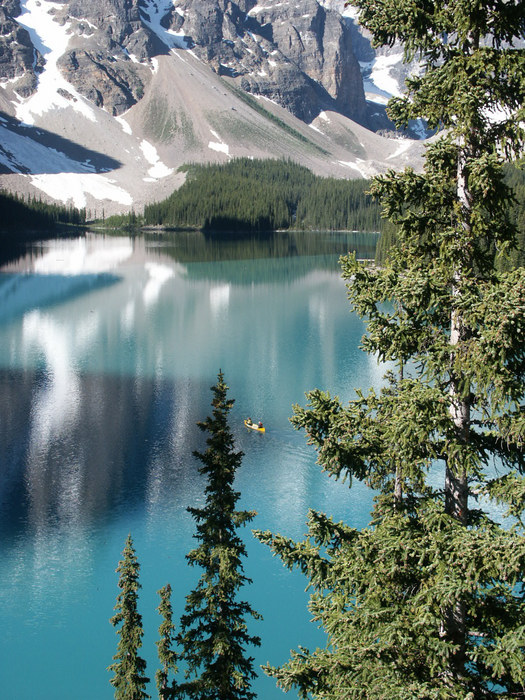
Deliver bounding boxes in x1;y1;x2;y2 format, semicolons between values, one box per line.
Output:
0;0;44;97
1;0;368;124
55;0;164;115
168;0;367;124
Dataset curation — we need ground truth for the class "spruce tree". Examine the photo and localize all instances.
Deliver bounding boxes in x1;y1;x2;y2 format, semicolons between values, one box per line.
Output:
108;534;150;700
176;371;261;700
256;1;525;698
156;584;178;700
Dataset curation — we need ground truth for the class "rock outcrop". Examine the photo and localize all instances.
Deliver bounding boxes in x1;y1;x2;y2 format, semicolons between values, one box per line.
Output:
169;0;368;124
0;0;44;97
54;0;166;115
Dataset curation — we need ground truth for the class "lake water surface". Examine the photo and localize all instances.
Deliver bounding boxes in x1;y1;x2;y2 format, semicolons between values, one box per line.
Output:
0;230;382;699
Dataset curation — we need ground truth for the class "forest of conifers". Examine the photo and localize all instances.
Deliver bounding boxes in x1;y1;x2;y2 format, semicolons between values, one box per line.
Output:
142;158;383;233
0;190;86;229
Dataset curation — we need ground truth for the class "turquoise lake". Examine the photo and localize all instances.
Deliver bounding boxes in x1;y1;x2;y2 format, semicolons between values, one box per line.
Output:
0;230;383;699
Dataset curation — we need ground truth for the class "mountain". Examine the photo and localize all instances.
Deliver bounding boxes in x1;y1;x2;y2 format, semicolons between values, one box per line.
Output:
0;0;427;215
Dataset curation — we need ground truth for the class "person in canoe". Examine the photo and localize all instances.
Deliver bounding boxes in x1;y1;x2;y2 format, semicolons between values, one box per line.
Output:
244;418;265;432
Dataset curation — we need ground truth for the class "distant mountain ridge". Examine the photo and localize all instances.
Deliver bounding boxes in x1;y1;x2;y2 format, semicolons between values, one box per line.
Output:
0;0;427;214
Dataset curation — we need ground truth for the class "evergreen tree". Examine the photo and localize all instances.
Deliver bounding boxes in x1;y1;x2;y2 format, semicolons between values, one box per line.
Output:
108;534;150;700
156;584;178;700
256;1;525;698
176;371;261;700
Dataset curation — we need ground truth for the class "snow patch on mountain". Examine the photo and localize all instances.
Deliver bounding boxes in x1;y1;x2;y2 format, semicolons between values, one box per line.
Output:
0;116;134;206
208;130;230;156
140;140;174;179
361;52;405;100
140;0;191;51
115;116;133;135
14;0;96;124
386;140;413;160
341;6;359;20
0;122;90;175
29;173;133;208
338;159;371;178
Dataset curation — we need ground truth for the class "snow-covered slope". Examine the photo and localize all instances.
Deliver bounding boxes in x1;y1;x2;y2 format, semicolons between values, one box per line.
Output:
0;0;427;215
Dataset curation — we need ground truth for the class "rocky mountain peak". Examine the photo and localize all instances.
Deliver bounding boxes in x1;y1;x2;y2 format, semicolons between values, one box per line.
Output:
0;0;44;97
1;0;369;123
168;0;367;124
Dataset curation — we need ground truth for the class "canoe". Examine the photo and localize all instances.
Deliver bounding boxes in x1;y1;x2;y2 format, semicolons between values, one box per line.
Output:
244;419;265;433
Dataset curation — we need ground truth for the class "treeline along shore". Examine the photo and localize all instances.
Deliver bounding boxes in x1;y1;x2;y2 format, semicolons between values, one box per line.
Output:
0;190;88;263
2;157;524;268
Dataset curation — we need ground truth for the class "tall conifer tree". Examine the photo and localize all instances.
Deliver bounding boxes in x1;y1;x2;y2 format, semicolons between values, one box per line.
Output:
257;1;525;697
108;534;150;700
176;371;261;700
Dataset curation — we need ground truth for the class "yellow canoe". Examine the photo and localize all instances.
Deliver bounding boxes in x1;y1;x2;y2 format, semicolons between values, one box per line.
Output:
244;419;265;433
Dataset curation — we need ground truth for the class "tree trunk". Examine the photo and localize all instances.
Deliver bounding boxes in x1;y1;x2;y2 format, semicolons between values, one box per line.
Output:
440;133;473;677
446;314;469;526
394;360;404;508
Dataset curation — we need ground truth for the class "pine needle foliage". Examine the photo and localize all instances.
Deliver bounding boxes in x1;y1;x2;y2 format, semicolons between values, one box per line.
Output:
499;163;525;270
176;371;261;700
109;534;150;700
376;163;525;269
256;1;525;698
156;584;178;700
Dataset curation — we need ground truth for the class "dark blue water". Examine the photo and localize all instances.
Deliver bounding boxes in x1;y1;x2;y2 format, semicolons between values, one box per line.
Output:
0;231;383;699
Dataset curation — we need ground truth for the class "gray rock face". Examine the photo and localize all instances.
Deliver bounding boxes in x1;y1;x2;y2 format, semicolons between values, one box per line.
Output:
5;0;368;124
0;1;44;97
57;48;151;115
171;0;367;124
54;0;167;115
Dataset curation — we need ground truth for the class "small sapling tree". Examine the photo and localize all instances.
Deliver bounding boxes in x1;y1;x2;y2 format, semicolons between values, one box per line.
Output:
108;534;150;700
156;583;178;699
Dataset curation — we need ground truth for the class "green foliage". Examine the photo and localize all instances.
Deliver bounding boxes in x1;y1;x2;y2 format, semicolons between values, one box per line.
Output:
0;189;86;230
258;505;525;699
106;377;261;700
156;584;178;700
98;210;144;229
374;218;398;265
176;371;261;700
256;1;525;698
498;163;525;270
375;163;525;269
143;159;381;233
109;534;150;700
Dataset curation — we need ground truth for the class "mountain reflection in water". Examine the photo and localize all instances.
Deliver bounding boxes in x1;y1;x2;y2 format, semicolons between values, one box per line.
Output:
0;230;380;700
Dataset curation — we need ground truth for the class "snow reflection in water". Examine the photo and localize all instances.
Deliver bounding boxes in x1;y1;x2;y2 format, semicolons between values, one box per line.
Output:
0;231;381;700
